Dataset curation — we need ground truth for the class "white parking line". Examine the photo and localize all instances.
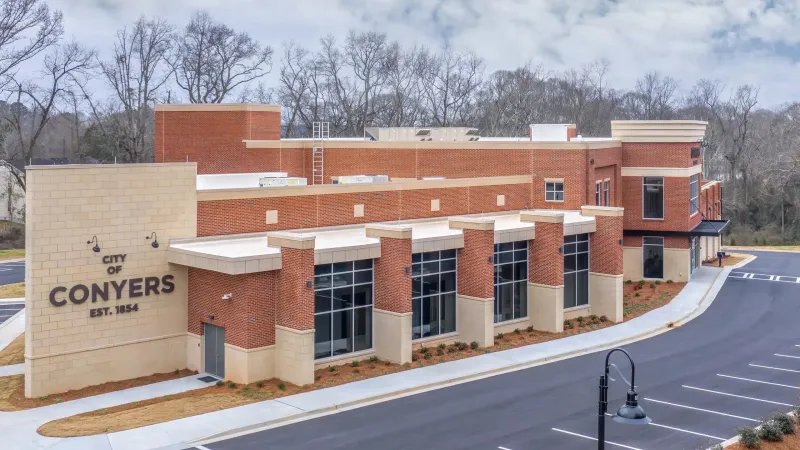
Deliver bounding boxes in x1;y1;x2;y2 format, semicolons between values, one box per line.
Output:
604;413;725;441
682;385;793;407
718;374;799;389
644;398;759;422
775;353;800;360
750;363;800;373
195;446;212;450
551;429;643;449
498;447;512;450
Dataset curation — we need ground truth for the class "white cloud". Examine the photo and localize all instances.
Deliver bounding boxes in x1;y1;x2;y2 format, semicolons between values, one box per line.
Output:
45;0;800;105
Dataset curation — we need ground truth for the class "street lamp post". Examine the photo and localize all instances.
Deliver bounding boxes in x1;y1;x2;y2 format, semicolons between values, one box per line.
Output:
597;348;651;450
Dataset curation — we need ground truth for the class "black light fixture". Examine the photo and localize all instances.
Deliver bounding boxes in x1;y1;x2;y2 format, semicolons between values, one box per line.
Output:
619;239;624;245
559;246;564;254
146;232;159;249
488;256;494;264
87;236;100;253
405;267;411;274
598;348;650;450
306;280;312;288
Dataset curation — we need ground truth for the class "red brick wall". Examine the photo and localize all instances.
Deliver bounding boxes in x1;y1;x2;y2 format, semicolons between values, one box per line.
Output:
621;142;700;168
457;229;494;298
531;150;588;210
529;222;564;286
591;216;623;275
622;176;694;232
373;238;412;313
587;148;622;207
623;235;689;249
592;166;616;206
187;269;276;348
276;248;315;331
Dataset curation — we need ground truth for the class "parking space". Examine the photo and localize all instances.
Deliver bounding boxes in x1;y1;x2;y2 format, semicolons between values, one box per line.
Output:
0;303;24;325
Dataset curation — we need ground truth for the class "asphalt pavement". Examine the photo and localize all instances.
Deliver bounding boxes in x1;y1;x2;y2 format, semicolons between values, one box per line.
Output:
0;260;24;286
196;251;800;450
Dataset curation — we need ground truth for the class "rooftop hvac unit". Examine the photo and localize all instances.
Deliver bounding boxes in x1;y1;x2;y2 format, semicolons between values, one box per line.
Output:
331;175;390;184
258;177;308;187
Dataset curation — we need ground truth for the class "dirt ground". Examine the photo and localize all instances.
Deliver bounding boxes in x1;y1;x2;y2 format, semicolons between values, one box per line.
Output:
0;334;24;365
728;425;800;449
35;281;687;438
702;252;749;268
0;282;24;299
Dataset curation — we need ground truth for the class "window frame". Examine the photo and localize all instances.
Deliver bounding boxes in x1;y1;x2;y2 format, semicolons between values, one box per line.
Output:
563;233;590;309
595;182;601;206
411;250;458;340
313;260;375;360
493;241;529;323
545;181;564;202
690;174;699;216
642;176;665;220
604;180;610;206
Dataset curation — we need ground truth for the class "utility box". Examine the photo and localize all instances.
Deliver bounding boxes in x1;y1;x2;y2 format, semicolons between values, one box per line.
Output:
331;175;389;184
258;177;308;187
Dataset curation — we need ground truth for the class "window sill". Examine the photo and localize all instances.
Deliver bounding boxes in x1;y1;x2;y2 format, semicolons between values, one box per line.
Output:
545;200;565;203
564;304;590;313
690;212;700;218
642;218;665;221
494;317;529;327
413;331;459;345
314;348;375;365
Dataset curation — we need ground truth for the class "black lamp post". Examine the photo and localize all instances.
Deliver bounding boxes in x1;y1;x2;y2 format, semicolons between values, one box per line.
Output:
598;348;650;450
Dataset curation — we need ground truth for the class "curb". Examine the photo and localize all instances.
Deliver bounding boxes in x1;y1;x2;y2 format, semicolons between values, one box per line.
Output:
190;261;752;448
0;297;24;304
724;246;800;254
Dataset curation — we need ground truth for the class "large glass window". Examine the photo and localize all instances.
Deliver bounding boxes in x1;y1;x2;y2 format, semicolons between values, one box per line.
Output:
545;182;564;202
564;234;589;309
604;180;610;206
412;250;457;340
643;237;664;279
690;237;700;273
643;177;664;219
690;174;699;215
595;182;601;206
314;260;373;360
494;241;528;323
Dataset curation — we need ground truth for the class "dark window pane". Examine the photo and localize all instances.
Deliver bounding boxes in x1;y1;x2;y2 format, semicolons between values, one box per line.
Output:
412;278;422;298
546;182;554;191
578;234;589;241
440;259;456;272
643;237;663;246
440;271;456;293
441;249;456;259
643;177;663;186
577;271;589;306
514;282;527;319
354;284;372;306
412;253;422;263
564;235;576;243
498;242;513;252
514;241;528;250
643;182;664;219
315;291;331;313
412;263;422;277
332;272;353;287
577;253;589;271
494;243;500;252
514;249;527;262
514;262;527;281
314;275;332;290
555;191;564;201
422;274;439;296
422;296;439;337
577;241;589;253
563;243;576;255
546;192;555;201
423;251;439;261
564;273;576;308
555;183;564;191
354;270;372;284
412;298;421;340
498;263;514;284
643;242;664;279
564;254;576;272
314;314;331;359
332;287;353;310
332;311;352;356
499;284;513;322
354;259;373;270
353;307;372;352
441;293;456;334
315;264;331;275
333;261;353;273
498;251;514;264
422;261;438;274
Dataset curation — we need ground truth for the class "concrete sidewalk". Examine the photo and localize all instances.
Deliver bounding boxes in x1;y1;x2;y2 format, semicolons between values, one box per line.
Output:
0;259;750;450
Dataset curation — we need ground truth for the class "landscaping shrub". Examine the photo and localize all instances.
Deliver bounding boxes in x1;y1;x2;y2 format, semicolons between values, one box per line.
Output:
632;285;640;291
438;343;446;350
216;381;224;387
351;360;360;367
770;412;795;435
228;381;237;389
634;292;641;297
649;282;655;289
667;279;674;284
470;341;479;350
625;279;632;284
793;405;800;419
328;366;336;372
514;328;521;334
655;280;662;285
457;341;468;351
423;352;432;360
578;321;584;327
526;326;533;332
278;382;286;391
256;382;264;388
496;332;504;339
576;316;584;323
369;356;378;363
563;319;571;326
599;315;608;322
637;280;645;287
759;419;784;442
565;322;573;329
590;314;598;321
736;426;760;448
420;345;429;354
436;347;444;356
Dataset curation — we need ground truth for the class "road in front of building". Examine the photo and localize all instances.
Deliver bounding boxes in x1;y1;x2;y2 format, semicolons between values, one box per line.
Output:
0;302;24;326
195;251;800;450
0;260;24;286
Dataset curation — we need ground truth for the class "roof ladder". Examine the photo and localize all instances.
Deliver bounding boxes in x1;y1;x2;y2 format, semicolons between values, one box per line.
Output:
312;121;329;185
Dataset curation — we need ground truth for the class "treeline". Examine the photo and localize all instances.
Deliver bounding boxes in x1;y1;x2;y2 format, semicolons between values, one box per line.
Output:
0;0;797;243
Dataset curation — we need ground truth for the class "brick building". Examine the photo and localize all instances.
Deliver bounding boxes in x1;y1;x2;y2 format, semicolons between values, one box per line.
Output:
23;104;726;397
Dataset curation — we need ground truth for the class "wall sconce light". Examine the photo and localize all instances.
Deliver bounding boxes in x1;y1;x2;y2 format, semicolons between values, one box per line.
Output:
488;256;494;264
590;158;595;165
619;239;624;245
405;267;411;274
87;236;100;253
306;280;313;289
559;246;564;254
208;315;215;320
146;232;159;248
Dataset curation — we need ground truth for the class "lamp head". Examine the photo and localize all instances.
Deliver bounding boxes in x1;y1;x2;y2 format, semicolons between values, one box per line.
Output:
613;390;651;425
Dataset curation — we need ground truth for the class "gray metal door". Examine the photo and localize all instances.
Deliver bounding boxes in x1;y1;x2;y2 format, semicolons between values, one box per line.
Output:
203;323;225;379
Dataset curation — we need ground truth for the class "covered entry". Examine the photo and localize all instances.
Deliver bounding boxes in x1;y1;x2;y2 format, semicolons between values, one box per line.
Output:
204;323;225;379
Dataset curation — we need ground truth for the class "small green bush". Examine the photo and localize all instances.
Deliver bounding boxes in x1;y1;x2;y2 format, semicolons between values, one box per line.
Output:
637;280;645;287
174;369;180;375
737;426;760;448
447;346;457;354
565;322;573;329
423;352;432;360
625;280;632;284
216;381;224;387
455;341;468;351
563;319;571;326
351;360;360;367
576;316;584;323
578;321;585;327
328;366;336;372
526;326;533;332
228;381;237;389
770;412;795;435
634;292;641;297
470;341;479;350
278;382;286;391
438;343;446;350
496;332;504;339
599;315;608;322
369;356;378;363
420;345;429;354
256;381;264;388
792;405;800;419
759;419;784;442
655;280;662;285
649;282;656;289
667;279;674;284
590;314;598;321
514;328;521;334
436;347;444;356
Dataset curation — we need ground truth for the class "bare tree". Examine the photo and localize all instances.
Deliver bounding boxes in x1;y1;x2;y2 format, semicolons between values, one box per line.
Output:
169;11;273;103
623;71;679;120
418;47;484;127
0;0;63;88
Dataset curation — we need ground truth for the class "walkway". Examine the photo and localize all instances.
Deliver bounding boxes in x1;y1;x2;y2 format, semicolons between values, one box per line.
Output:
0;261;747;450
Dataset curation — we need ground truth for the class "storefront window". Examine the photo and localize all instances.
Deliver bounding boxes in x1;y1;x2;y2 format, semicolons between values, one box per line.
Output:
412;250;457;340
494;241;528;323
314;260;373;360
643;237;664;279
564;234;589;309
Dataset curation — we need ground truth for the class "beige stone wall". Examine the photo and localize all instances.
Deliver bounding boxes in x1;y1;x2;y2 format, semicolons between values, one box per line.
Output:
24;163;197;398
589;273;623;322
528;283;564;332
563;306;591;321
373;309;412;364
225;343;275;384
456;295;494;347
623;247;643;281
274;325;314;386
186;332;202;372
494;318;532;335
664;248;689;282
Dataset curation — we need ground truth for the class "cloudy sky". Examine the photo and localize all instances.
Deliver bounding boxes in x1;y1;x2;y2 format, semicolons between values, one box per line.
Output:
53;0;800;106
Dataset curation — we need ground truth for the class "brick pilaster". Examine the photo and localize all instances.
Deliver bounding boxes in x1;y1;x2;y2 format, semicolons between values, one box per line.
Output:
581;206;624;275
271;233;316;331
367;225;413;314
523;211;565;286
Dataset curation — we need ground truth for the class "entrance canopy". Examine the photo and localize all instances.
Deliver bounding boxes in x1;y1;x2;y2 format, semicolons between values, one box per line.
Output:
624;220;730;238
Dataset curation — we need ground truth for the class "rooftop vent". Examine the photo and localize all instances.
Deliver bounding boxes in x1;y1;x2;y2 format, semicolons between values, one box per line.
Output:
331;175;390;184
259;177;307;187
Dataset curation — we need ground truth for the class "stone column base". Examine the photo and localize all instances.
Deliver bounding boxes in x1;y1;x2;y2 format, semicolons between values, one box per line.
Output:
589;273;623;323
373;309;412;364
457;295;494;347
275;325;315;386
528;283;564;333
225;343;275;384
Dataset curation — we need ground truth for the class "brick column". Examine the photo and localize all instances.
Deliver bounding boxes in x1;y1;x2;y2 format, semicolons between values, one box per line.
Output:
271;232;316;386
449;217;495;347
521;211;565;332
366;224;413;364
581;206;624;323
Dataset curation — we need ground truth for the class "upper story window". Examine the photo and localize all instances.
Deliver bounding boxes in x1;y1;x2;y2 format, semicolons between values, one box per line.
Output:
595;182;601;206
604;180;610;206
643;177;664;220
412;250;457;340
690;174;699;216
545;181;564;202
